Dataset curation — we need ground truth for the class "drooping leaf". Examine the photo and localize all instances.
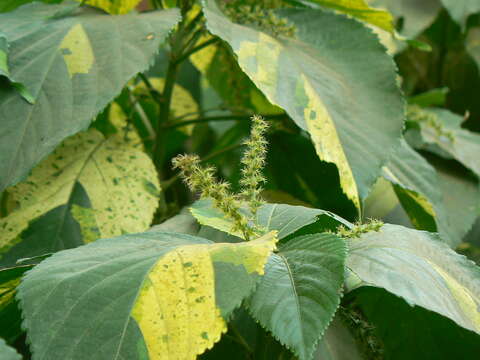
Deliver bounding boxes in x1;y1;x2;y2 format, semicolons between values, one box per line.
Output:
247;233;347;360
345;223;480;335
408;108;480;178
303;0;394;32
18;230;277;360
314;315;363;360
434;161;480;246
80;0;142;14
0;2;180;192
354;287;480;360
0;129;160;266
380;139;467;246
203;0;404;209
0;338;21;360
190;198;351;240
440;0;480;28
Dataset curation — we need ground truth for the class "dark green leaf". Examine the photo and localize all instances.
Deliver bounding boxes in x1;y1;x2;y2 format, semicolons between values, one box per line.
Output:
247;233;347;360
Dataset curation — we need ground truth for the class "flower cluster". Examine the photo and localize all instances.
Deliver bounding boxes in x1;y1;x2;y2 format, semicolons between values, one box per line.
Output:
172;115;270;240
221;0;297;38
240;115;269;216
336;219;383;239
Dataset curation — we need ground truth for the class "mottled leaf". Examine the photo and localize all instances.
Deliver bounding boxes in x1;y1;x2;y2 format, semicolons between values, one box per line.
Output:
0;2;179;192
18;231;277;360
346;224;480;335
203;0;404;209
247;233;347;360
0;129;160;266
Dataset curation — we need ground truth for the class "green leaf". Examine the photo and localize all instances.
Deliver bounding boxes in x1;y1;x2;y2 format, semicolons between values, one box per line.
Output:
247;233;347;360
18;231;278;360
303;0;395;32
354;287;480;360
408;87;449;107
0;129;160;266
0;338;21;360
190;199;351;240
435;161;480;246
382;139;441;232
203;0;404;209
380;139;466;246
0;2;180;192
409;108;480;178
314;316;362;360
346;224;480;335
440;0;480;28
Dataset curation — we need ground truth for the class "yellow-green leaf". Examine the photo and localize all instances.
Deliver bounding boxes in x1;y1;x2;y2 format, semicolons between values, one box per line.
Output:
0;129;160;266
18;230;278;359
307;0;395;32
79;0;142;14
203;1;405;210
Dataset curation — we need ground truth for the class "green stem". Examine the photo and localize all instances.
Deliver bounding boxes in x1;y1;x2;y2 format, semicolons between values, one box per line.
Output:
163;113;286;130
174;37;219;65
154;60;179;168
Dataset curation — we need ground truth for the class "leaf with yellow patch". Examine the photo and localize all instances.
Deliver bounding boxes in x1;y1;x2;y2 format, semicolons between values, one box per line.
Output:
346;223;480;335
203;0;404;210
79;0;141;14
0;129;160;267
305;0;394;32
0;2;180;193
18;230;278;360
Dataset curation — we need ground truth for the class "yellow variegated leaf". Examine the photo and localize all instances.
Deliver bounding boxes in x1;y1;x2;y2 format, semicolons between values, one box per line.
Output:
310;0;394;32
108;102;144;149
204;0;404;211
132;230;277;360
0;129;160;266
79;0;142;14
18;230;278;359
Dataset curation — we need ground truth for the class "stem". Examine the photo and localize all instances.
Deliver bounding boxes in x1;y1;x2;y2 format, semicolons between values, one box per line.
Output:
163;113;286;130
174;37;219;65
